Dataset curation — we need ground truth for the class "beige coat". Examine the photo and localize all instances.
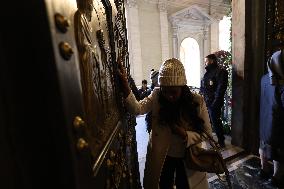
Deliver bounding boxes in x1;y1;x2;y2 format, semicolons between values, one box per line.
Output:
125;88;212;189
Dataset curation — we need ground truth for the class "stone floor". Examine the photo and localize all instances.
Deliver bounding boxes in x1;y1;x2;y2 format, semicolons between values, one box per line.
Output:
208;155;281;189
135;115;280;189
135;115;149;184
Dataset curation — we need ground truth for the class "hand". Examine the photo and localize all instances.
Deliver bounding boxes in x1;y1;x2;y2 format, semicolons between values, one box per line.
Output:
187;131;201;146
117;56;131;97
171;125;187;141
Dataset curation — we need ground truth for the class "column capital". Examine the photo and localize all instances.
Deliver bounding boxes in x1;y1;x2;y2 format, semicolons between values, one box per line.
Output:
172;26;178;38
203;31;208;40
158;1;168;12
126;0;138;8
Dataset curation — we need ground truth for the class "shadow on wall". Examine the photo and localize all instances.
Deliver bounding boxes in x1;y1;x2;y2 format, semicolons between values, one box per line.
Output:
231;65;244;147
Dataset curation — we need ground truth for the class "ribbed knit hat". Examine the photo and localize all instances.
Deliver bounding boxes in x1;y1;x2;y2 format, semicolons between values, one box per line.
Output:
150;69;159;80
158;58;187;86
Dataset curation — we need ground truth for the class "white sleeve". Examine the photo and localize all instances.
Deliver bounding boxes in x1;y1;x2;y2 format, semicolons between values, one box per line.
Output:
125;89;158;115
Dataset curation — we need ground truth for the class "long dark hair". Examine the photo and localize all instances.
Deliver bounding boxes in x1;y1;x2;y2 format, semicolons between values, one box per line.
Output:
158;85;204;131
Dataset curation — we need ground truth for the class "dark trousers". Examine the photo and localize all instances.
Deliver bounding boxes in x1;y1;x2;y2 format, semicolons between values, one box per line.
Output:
208;107;225;144
159;156;189;189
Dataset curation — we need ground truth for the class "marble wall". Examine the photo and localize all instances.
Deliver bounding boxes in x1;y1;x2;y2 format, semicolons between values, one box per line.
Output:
138;1;162;81
126;0;225;84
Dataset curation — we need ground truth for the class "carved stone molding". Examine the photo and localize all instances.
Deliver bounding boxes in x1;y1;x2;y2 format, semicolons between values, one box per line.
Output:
143;0;159;4
170;5;216;28
203;28;209;40
210;12;227;21
170;4;215;48
172;26;178;38
170;5;217;60
166;0;230;16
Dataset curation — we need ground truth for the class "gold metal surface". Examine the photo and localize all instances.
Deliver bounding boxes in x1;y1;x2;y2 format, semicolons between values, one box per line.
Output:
276;33;284;41
54;13;70;33
77;138;89;150
265;0;284;59
46;0;141;187
73;116;85;129
110;150;116;158
106;159;113;167
59;42;74;60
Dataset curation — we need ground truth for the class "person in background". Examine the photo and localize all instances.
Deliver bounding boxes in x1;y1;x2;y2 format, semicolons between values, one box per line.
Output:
200;54;228;148
150;69;159;90
258;50;284;188
138;79;150;100
145;69;160;133
118;58;211;189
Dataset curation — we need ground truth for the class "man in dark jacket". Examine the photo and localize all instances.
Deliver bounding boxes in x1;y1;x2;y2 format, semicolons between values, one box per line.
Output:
138;79;150;100
258;50;284;187
200;54;228;147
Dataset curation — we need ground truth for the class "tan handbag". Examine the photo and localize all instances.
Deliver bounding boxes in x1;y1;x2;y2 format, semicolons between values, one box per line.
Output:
184;130;232;188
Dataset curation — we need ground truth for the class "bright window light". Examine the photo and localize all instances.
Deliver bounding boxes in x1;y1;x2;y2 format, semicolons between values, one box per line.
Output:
180;38;200;88
219;16;231;51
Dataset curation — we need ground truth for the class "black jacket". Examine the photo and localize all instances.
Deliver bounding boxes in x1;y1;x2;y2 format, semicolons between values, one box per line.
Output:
200;63;228;109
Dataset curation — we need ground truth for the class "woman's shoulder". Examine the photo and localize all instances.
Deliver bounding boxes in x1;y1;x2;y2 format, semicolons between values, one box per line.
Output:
152;87;160;96
146;87;160;100
152;87;160;93
191;92;204;103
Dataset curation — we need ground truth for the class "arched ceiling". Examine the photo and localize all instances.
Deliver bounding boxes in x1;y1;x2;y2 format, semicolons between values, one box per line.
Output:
141;0;231;19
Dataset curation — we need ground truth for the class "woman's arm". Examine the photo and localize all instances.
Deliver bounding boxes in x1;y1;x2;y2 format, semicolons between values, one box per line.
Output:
125;90;156;115
117;56;156;115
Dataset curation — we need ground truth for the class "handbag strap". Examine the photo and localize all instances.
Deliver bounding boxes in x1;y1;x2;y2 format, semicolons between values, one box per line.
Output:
197;130;232;189
186;129;219;148
198;129;220;149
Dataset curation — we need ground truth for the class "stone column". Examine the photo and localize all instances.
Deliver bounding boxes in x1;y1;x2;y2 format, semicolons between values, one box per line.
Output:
172;27;178;58
203;27;210;58
158;2;169;62
197;34;204;84
200;29;209;78
231;0;266;154
125;0;143;83
231;0;245;148
210;21;219;52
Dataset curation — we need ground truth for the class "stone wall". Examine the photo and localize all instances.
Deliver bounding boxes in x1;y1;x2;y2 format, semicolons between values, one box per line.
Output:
139;1;162;81
231;0;265;153
126;0;164;83
231;0;245;147
126;0;227;84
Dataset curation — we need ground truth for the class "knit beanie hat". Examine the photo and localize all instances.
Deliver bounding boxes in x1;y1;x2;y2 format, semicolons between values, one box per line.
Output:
150;69;159;82
150;69;159;79
158;58;187;86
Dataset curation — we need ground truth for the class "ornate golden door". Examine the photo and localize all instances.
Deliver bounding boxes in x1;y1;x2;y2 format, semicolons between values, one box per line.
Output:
0;0;141;188
265;0;284;62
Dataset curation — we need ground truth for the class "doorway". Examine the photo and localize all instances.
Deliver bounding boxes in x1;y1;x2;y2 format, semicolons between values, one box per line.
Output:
180;37;201;89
